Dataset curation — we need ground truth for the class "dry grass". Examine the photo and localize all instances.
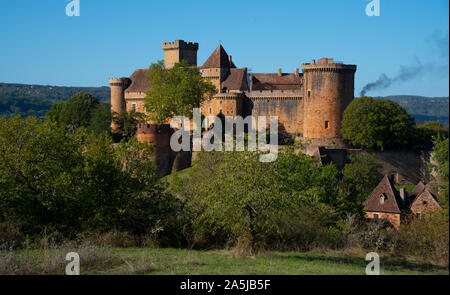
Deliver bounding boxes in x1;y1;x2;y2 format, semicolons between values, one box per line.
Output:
0;242;118;275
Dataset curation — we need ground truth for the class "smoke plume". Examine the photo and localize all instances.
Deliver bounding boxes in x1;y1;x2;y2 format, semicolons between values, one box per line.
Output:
360;30;449;97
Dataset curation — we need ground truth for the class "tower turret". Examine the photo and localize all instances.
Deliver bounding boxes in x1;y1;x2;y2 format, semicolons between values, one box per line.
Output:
301;58;356;145
162;40;199;69
109;77;131;131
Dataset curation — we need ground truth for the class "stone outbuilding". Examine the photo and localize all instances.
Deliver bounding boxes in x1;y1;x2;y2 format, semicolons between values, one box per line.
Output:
363;175;441;228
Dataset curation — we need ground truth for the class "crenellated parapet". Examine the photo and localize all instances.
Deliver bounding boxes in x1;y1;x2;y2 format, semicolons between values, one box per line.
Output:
109;77;131;88
302;58;356;73
163;40;199;69
162;40;199;51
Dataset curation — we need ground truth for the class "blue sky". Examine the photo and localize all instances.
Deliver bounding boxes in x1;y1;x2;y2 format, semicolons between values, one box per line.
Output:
0;0;448;97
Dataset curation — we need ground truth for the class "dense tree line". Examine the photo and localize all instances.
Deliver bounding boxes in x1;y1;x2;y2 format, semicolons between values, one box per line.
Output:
0;83;109;119
342;96;449;151
0;116;176;240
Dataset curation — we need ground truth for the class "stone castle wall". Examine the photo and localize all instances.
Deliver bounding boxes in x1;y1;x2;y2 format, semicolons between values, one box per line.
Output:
244;97;303;134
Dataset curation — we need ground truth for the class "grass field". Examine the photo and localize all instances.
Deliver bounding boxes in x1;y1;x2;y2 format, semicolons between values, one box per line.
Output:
5;248;448;275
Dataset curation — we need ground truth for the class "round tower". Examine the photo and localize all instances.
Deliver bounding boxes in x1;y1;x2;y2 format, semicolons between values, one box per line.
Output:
137;124;177;176
301;58;356;146
109;77;131;131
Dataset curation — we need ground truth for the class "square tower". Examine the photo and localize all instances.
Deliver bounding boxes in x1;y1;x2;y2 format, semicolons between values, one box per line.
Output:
162;40;199;69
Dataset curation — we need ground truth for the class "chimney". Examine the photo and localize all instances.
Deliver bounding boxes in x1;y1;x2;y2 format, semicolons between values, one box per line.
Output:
312;59;316;64
399;187;406;205
278;68;282;76
228;55;232;64
294;68;299;76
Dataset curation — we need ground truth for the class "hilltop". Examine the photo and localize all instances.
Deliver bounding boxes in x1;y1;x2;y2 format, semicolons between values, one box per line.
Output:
0;82;109;118
377;95;449;126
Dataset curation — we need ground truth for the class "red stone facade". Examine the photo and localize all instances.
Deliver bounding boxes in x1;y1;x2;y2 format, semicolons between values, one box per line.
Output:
363;176;441;228
110;40;357;147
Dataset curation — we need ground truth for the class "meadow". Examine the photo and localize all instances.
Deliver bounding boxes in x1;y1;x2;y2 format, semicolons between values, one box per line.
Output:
2;247;448;275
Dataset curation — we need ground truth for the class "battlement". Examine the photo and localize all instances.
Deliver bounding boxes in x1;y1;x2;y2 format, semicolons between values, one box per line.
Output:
162;40;199;51
302;58;356;73
109;77;131;88
137;123;175;135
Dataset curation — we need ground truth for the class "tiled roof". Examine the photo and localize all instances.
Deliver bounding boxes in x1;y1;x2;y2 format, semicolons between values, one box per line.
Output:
363;175;404;213
251;73;302;91
125;69;151;93
408;181;425;203
410;189;441;209
201;45;236;69
222;68;249;91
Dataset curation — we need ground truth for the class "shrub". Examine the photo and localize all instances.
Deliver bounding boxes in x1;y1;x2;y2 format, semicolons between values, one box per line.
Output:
0;116;179;241
395;210;449;266
171;145;355;252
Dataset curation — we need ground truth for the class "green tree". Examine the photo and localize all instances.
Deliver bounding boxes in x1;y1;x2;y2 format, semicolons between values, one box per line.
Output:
341;97;415;150
46;101;65;122
341;154;382;215
413;121;449;150
59;92;99;130
171;145;345;251
144;60;217;123
432;137;449;206
88;102;112;135
0;116;177;236
111;110;146;142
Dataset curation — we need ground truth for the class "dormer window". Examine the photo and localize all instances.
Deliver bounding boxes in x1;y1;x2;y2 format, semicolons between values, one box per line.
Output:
380;193;387;204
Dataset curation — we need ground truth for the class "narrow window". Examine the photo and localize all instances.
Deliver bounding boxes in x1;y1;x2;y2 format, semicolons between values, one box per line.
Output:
325;121;329;129
209;108;212;114
132;103;136;111
307;90;311;98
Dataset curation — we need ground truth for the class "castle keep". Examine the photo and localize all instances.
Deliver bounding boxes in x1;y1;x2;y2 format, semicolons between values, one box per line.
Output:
110;40;357;147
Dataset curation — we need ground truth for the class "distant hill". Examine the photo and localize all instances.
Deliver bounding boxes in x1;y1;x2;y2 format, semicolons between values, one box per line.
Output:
1;83;449;126
0;83;110;119
376;95;449;126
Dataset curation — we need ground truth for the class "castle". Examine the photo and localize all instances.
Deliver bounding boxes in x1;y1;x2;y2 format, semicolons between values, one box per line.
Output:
110;40;357;148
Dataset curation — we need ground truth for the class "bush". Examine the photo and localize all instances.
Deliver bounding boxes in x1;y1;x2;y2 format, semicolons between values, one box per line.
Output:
356;220;398;251
395;210;449;266
0;116;179;241
170;145;356;252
